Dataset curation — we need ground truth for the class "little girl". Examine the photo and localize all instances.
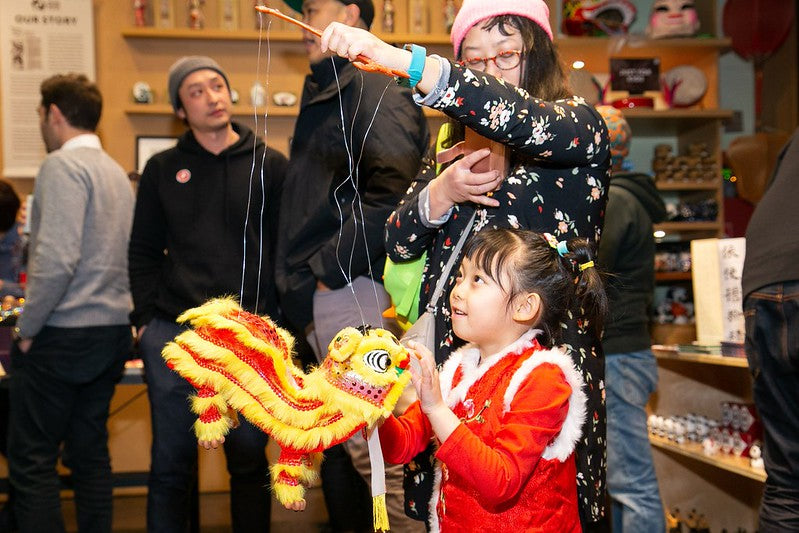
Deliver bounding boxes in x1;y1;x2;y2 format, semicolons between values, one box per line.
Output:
378;228;607;532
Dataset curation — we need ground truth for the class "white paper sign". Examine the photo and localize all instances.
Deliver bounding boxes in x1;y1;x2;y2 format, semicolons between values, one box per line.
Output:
691;237;746;345
0;0;95;178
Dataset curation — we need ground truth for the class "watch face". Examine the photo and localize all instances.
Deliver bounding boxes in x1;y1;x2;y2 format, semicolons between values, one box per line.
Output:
132;81;153;103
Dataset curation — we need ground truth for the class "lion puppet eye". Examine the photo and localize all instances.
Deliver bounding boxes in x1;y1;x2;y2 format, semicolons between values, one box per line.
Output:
362;349;391;373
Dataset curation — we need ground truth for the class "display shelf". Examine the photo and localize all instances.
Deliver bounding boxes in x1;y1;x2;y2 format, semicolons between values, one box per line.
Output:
652;346;749;368
650;435;766;483
555;35;731;51
656;180;721;191
121;26;452;45
654;221;722;233
655;271;693;282
123;104;445;118
620;109;733;121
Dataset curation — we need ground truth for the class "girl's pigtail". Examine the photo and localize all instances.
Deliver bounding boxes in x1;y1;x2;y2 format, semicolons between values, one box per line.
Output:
563;238;608;336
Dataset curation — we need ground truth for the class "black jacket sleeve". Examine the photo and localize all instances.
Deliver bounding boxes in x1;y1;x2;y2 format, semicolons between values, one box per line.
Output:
308;84;430;288
128;157;167;328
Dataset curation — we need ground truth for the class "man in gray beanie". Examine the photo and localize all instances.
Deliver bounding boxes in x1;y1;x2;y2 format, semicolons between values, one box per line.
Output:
167;55;230;112
129;56;287;533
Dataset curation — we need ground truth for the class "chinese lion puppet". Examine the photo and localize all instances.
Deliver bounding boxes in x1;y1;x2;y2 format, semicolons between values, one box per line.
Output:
161;298;412;530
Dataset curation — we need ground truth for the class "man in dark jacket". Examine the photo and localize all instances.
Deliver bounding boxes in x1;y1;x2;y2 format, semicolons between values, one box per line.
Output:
274;0;429;530
596;106;667;533
128;56;287;533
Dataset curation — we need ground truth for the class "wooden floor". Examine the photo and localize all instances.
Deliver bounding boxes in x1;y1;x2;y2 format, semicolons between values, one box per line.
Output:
61;486;329;533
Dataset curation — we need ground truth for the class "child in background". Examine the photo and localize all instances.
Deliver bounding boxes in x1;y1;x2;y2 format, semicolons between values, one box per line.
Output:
379;228;607;532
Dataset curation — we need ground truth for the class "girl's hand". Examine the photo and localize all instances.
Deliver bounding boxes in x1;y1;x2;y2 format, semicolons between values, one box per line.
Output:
428;149;503;218
284;499;307;512
406;341;444;415
406;341;461;442
320;22;404;73
199;437;225;450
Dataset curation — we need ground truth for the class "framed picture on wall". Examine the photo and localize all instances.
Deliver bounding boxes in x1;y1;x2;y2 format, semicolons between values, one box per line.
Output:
136;136;178;174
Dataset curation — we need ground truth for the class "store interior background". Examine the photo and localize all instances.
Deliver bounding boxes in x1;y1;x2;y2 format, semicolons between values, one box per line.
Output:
0;0;796;529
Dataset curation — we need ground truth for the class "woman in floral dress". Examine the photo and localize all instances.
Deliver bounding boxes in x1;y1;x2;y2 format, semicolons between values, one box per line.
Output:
320;0;611;529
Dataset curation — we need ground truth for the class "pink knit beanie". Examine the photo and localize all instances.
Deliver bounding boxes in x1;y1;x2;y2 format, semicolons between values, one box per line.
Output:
450;0;553;56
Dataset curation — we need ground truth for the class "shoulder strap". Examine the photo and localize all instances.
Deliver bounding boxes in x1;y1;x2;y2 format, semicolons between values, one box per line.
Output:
427;123;476;310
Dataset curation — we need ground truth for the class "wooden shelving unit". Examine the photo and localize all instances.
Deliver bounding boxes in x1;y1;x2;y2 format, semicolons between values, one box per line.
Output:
650;345;762;530
122;26;453;46
649;435;766;483
122;104;445;118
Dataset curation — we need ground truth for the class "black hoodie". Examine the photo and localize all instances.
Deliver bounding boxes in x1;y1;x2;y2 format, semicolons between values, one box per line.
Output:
129;122;287;327
597;171;667;354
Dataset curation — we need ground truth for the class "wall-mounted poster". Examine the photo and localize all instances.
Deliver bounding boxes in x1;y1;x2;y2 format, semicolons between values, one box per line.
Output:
0;0;96;178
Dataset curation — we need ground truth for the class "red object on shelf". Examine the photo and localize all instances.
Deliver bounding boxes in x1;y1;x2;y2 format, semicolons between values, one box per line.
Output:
611;96;654;109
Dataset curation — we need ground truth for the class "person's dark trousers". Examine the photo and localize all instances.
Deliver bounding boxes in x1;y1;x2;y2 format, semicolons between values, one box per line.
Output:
7;324;131;533
744;280;799;532
320;444;373;533
140;317;271;533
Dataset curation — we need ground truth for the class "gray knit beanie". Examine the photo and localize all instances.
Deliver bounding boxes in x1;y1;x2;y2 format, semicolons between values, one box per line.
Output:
168;56;231;112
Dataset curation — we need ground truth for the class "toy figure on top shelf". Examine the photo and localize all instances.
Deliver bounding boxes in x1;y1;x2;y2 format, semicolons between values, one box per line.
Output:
382;0;395;33
220;0;238;30
134;0;148;26
442;0;456;33
187;0;205;29
646;0;699;38
409;0;428;34
561;0;637;36
157;0;174;27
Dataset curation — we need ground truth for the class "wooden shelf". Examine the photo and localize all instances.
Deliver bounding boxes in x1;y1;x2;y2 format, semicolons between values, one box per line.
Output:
620;109;733;120
652;346;749;368
121;26;452;45
555;35;732;51
650;435;766;483
656;180;721;191
654;221;721;232
123;104;444;118
655;271;692;281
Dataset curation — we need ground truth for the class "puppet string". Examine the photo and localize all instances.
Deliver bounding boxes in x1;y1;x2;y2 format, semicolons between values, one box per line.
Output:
330;62;392;329
240;14;272;311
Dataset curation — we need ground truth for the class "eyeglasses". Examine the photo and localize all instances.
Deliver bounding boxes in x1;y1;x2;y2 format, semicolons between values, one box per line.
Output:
457;50;523;71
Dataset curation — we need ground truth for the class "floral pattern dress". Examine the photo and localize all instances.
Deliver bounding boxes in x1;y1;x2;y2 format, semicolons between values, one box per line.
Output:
385;62;611;527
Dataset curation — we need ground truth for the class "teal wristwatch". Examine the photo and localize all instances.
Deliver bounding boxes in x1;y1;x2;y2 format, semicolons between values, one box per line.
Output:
398;44;426;89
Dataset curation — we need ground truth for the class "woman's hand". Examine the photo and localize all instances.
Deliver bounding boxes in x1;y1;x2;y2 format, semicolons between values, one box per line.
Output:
320;22;443;95
320;22;404;72
428;149;503;219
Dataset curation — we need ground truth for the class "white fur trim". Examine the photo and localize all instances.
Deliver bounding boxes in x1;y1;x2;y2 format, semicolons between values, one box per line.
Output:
502;347;587;462
428;462;443;532
442;329;541;408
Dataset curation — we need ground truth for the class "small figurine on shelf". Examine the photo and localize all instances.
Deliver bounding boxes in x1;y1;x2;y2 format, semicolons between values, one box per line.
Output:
157;0;174;27
220;0;238;30
646;0;700;39
443;0;457;33
250;81;266;107
381;0;395;33
410;0;429;34
132;81;154;104
187;0;205;29
134;0;148;26
666;507;683;533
